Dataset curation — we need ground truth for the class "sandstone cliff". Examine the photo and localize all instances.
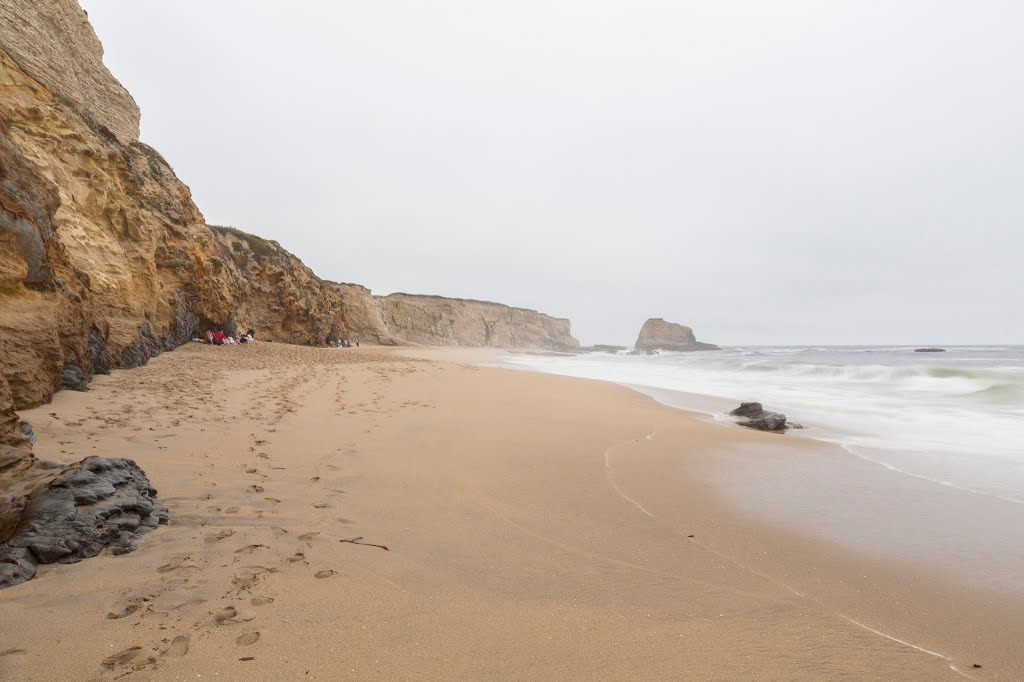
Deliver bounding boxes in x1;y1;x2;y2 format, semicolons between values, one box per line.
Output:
634;318;720;352
378;293;579;351
0;0;583;585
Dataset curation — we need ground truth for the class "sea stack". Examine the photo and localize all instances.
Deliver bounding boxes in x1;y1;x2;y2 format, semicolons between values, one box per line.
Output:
634;318;720;352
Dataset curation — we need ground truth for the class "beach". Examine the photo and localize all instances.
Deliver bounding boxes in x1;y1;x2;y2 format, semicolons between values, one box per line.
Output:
1;343;1019;680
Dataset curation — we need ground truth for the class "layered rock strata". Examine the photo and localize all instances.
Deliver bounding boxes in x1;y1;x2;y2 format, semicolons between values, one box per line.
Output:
0;0;582;585
0;456;168;588
634;318;719;352
378;293;579;351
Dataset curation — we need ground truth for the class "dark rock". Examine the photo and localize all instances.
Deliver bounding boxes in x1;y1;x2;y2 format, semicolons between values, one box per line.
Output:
0;456;168;589
161;293;197;351
17;421;35;445
88;325;112;375
730;402;764;418
914;348;946;353
119;324;161;369
58;364;87;391
730;402;791;432
743;412;788;432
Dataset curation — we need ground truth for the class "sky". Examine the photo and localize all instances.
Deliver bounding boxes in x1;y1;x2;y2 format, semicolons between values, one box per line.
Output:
80;0;1023;346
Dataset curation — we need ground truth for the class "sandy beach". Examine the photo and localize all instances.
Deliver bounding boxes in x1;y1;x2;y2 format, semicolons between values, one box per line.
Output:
0;343;1019;680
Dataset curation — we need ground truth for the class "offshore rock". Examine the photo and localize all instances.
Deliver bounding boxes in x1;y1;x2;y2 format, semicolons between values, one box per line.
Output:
0;456;168;589
634;318;719;352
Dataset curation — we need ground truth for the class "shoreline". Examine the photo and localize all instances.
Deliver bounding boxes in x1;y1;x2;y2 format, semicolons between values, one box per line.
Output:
414;346;1024;666
0;343;1019;678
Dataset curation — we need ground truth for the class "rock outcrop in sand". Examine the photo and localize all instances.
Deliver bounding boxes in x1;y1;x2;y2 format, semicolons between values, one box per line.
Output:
378;293;580;351
634;318;720;352
0;456;168;588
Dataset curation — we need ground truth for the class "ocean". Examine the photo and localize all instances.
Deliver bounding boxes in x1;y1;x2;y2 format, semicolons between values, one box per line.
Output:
505;345;1024;505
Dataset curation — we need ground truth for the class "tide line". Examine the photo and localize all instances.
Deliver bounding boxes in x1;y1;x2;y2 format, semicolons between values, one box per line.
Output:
601;428;970;677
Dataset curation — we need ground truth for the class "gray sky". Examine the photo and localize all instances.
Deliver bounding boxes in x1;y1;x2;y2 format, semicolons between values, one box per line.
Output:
81;0;1023;345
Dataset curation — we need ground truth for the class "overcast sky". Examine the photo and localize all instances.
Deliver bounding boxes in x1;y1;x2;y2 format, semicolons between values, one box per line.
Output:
80;1;1022;345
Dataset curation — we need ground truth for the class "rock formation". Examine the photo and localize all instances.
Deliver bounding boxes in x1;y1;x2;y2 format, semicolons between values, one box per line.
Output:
729;402;799;432
208;226;394;346
0;0;583;585
580;345;628;354
0;456;168;589
633;318;719;352
378;293;579;351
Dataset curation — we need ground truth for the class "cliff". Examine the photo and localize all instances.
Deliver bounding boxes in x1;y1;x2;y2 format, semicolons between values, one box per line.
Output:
1;0;583;586
378;293;579;351
634;318;720;352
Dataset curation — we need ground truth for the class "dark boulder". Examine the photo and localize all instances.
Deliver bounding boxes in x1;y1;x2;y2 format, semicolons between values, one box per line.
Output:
730;402;791;432
0;456;168;589
744;412;788;431
730;402;764;419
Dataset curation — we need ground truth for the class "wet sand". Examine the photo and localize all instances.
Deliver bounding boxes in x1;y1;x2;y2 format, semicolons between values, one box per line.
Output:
0;343;1018;679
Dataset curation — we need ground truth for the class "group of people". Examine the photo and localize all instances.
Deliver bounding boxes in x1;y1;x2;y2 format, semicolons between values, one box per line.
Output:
335;339;359;348
194;328;256;346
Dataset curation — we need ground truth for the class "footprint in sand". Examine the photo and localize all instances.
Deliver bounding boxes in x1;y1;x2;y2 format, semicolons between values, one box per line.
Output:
247;485;265;494
213;606;238;624
101;646;143;670
236;632;260;646
205;529;235;543
298;532;319;542
172;597;208;610
313;502;329;509
314;569;336;579
287;552;305;563
233;566;276;590
250;596;274;606
157;557;193;574
234;544;267;555
165;635;190;657
0;649;27;658
106;599;144;619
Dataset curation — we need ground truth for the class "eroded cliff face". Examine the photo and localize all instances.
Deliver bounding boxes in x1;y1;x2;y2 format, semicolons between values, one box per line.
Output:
0;39;240;413
378;293;579;351
0;0;583;585
328;282;394;345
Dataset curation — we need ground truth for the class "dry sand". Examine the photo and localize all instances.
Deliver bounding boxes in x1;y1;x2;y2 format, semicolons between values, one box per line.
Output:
0;343;1016;680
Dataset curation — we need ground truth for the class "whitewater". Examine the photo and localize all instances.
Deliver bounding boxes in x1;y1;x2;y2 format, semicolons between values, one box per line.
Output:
505;345;1024;504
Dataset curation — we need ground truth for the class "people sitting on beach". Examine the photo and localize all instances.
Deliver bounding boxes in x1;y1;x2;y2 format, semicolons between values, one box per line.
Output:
212;330;227;346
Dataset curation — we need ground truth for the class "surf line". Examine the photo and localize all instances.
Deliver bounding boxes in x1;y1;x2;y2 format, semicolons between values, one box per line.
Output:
603;428;971;677
602;430;657;518
836;615;971;679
